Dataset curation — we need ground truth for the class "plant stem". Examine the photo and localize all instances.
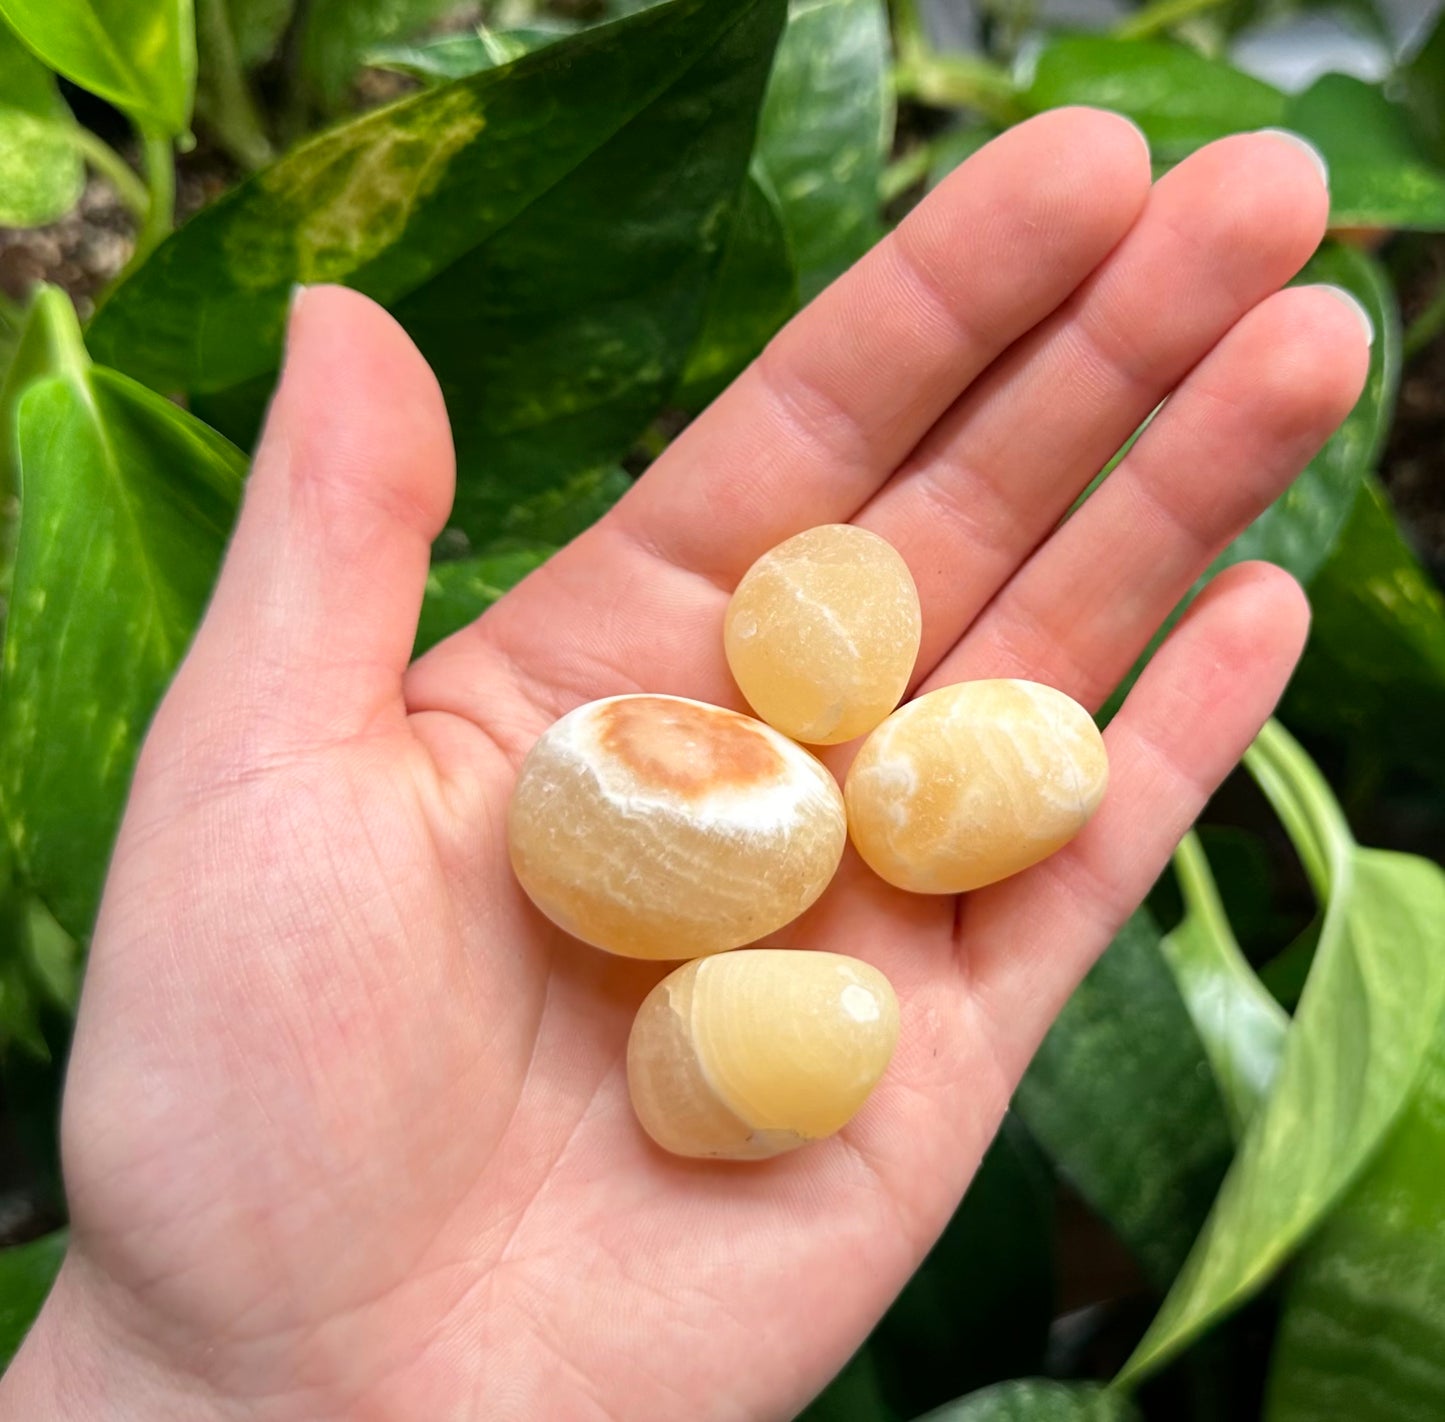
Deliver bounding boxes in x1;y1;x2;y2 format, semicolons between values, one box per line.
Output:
69;128;150;221
879;143;935;205
890;0;1021;124
0;288;22;330
135;130;176;263
1243;719;1354;903
894;52;1021;124
1115;0;1227;41
1173;833;1283;1018
1403;276;1445;359
194;0;274;170
889;0;928;63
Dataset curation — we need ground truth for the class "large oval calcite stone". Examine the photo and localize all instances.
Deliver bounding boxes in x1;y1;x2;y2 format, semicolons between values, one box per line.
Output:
508;695;847;959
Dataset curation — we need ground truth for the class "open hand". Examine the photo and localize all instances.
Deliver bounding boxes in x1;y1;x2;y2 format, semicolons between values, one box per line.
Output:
2;111;1369;1422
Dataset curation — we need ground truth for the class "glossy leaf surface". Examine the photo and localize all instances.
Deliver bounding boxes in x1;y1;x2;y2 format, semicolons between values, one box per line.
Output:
0;0;194;135
0;22;82;227
414;467;630;656
298;0;454;109
1265;1015;1445;1421
227;0;293;67
90;0;785;537
1017;911;1231;1290
756;0;890;300
676;167;795;409
0;1230;65;1367
919;1380;1139;1422
1286;75;1445;231
1118;723;1445;1385
2;294;244;937
1160;832;1288;1138
366;27;565;80
1023;37;1284;163
1285;478;1445;776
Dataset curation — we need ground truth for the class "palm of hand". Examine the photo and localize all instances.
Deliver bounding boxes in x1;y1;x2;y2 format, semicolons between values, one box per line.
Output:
36;114;1366;1422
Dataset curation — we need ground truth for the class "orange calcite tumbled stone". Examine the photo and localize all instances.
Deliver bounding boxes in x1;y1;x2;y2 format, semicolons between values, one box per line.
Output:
845;679;1108;894
627;949;899;1159
508;695;846;959
725;524;922;745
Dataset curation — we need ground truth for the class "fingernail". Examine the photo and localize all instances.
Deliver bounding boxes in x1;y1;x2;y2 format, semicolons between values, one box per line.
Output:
281;283;309;371
1313;283;1375;347
1256;128;1330;189
1114;113;1151;165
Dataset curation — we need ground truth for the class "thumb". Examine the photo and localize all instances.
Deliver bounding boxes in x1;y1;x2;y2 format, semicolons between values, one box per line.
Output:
168;285;455;752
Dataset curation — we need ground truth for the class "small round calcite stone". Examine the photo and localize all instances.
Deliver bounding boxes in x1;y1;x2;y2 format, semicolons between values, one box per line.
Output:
844;679;1108;894
627;949;900;1160
508;695;846;959
724;524;922;745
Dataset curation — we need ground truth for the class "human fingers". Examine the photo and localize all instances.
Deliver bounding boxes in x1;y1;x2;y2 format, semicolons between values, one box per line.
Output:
157;285;455;761
853;129;1330;680
924;280;1370;706
409;110;1152;733
957;562;1312;1074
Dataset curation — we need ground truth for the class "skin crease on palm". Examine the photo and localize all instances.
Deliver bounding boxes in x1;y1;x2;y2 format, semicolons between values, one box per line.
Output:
0;110;1372;1422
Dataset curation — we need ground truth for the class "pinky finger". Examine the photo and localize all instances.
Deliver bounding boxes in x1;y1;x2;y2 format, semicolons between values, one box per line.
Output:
959;560;1311;1083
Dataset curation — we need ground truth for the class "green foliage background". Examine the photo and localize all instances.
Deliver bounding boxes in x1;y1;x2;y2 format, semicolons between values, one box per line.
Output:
1;0;1444;1417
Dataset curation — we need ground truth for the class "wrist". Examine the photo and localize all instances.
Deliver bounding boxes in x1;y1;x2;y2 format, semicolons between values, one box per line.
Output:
0;1250;236;1422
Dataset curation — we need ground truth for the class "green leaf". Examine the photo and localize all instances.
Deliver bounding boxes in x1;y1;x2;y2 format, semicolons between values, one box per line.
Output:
0;849;43;1058
0;851;81;1058
677;167;796;409
415;549;552;658
1284;478;1445;777
0;0;195;136
367;27;569;81
756;0;891;301
1117;722;1445;1386
227;0;294;67
1161;832;1288;1139
2;288;95;579
1264;1012;1445;1421
1402;8;1445;167
1285;74;1445;231
1015;911;1232;1291
1022;36;1285;165
414;466;630;657
1;292;244;938
925;123;996;189
89;0;786;540
298;0;477;110
362;21;796;416
0;1230;65;1367
867;1116;1055;1416
797;1346;898;1422
0;22;83;228
918;1380;1140;1422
